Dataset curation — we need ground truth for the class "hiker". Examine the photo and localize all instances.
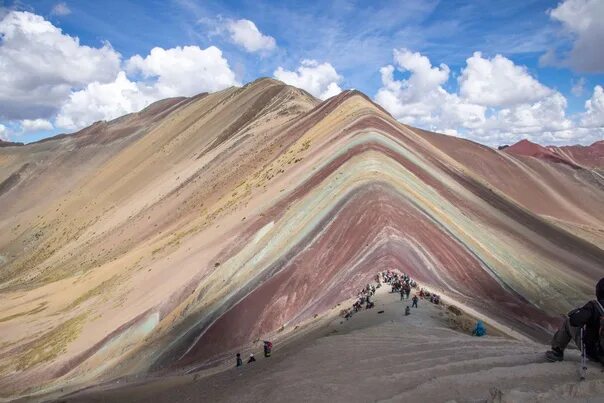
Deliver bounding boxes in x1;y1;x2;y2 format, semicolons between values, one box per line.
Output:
472;320;486;337
405;284;411;300
412;295;419;308
405;306;411;316
248;353;256;363
400;287;405;301
236;353;243;367
263;340;273;357
545;277;604;364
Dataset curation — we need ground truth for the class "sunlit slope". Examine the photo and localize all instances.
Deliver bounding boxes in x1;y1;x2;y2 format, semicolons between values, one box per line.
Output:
0;79;602;399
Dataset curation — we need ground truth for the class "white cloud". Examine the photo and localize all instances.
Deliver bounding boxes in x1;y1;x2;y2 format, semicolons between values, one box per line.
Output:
543;0;604;72
0;11;121;120
126;45;239;98
224;19;276;53
392;48;450;97
0;12;239;132
274;60;342;100
482;93;572;137
459;52;551;107
56;45;239;130
0;124;7;140
51;2;71;16
571;77;586;96
581;85;604;128
55;72;151;130
20;118;53;132
374;48;597;146
374;49;485;134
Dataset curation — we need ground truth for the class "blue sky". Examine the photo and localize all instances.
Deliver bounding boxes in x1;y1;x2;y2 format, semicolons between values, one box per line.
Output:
0;0;602;145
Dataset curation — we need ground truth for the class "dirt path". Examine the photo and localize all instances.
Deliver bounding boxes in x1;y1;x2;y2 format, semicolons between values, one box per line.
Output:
55;286;604;403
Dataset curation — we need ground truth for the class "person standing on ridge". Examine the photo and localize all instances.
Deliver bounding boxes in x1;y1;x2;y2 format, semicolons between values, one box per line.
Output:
263;340;273;358
412;294;419;308
236;353;243;367
545;278;604;365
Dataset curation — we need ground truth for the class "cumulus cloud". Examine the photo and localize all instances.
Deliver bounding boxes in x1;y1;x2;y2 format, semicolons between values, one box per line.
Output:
374;48;596;145
55;72;151;130
20;119;53;132
126;45;239;98
0;11;240;134
0;124;7;140
481;92;573;139
274;60;342;100
542;0;604;72
375;49;485;134
581;85;604;128
51;2;71;16
392;48;450;97
224;19;276;53
55;46;239;130
0;11;121;120
459;52;552;107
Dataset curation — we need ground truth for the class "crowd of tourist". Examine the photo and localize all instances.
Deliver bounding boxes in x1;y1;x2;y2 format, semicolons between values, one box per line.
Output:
236;270;482;368
339;270;449;321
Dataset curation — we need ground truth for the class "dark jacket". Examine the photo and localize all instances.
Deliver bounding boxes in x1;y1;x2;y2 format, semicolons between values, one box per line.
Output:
568;299;603;362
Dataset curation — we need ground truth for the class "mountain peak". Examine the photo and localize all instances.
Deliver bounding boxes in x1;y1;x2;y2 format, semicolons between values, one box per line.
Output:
505;138;604;169
1;77;604;401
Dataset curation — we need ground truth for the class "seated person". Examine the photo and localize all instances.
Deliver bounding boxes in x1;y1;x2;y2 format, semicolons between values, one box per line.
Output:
546;278;604;364
472;320;486;337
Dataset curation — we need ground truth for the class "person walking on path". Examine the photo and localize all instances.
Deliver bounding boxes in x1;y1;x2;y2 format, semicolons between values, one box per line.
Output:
412;295;418;308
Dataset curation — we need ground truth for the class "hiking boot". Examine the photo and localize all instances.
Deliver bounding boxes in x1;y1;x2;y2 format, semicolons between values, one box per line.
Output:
545;348;564;362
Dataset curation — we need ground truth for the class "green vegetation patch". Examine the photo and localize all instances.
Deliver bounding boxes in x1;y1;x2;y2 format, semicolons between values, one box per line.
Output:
14;313;87;371
66;275;121;310
0;302;48;323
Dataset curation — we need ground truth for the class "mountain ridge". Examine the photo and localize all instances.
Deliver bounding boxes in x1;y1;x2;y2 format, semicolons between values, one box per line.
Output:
0;78;603;400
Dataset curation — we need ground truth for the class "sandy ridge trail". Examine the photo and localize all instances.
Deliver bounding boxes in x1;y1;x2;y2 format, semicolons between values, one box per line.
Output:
57;286;604;403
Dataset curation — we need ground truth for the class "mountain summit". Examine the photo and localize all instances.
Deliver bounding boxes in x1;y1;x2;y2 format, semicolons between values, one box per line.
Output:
1;79;603;400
